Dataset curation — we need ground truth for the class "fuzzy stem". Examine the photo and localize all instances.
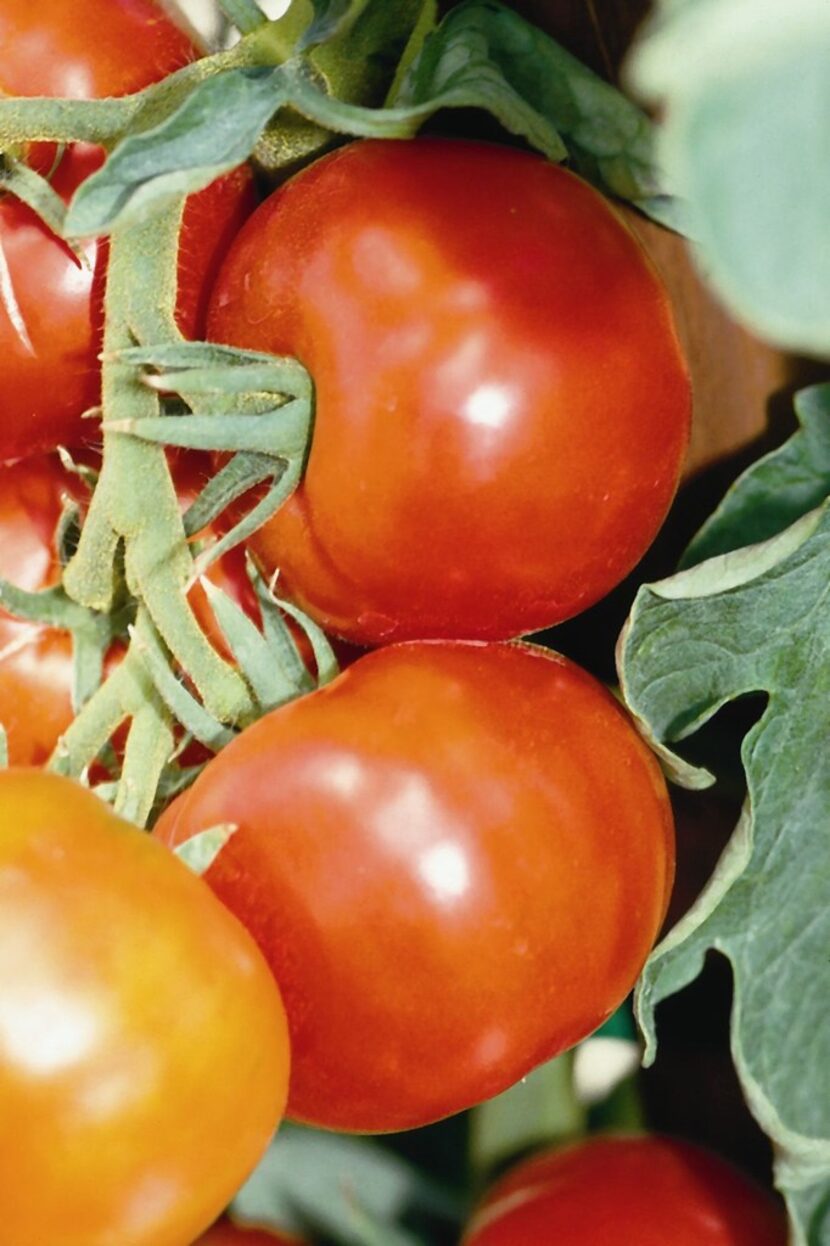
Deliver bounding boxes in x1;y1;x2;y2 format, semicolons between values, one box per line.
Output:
217;0;270;35
64;204;256;727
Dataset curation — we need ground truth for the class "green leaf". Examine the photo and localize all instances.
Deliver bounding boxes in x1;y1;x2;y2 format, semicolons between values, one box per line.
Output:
628;0;830;355
394;0;676;221
619;503;830;1242
65;68;290;236
66;3;672;236
232;1124;460;1245
683;384;830;568
299;0;371;51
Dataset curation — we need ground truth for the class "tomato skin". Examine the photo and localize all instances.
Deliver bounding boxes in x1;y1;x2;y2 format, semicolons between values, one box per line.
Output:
0;769;290;1246
0;1;257;464
195;1217;303;1244
462;1135;787;1246
0;456;83;763
156;641;674;1132
208;139;691;645
0;0;197;99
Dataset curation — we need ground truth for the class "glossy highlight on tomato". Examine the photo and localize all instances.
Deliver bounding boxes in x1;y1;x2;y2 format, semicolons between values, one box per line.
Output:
0;770;291;1246
0;0;256;463
208;138;691;645
462;1135;788;1246
156;641;674;1132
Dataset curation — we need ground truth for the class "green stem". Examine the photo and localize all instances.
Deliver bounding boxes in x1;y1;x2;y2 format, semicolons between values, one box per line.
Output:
64;204;256;728
217;0;270;35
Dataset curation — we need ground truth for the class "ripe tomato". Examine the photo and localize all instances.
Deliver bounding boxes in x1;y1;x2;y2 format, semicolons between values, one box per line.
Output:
0;769;291;1246
0;0;256;463
208;139;691;645
195;1217;303;1244
461;1135;788;1245
156;641;674;1132
0;455;82;763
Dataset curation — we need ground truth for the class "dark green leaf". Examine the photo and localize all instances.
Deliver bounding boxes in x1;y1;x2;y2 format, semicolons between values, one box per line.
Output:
232;1124;460;1245
619;503;830;1240
683;385;830;568
299;0;371;51
394;0;676;221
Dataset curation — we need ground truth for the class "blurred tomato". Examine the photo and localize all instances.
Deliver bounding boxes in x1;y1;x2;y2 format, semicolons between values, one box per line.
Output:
462;1135;787;1245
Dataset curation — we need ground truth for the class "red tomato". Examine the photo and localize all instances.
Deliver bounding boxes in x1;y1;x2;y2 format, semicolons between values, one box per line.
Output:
0;455;82;763
195;1217;304;1245
462;1135;788;1245
0;769;291;1246
156;641;674;1132
0;0;257;463
208;139;691;645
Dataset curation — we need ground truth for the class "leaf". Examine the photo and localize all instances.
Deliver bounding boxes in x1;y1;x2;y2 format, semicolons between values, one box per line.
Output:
683;384;830;568
67;3;673;236
627;0;830;355
299;0;371;51
619;503;830;1242
394;0;676;222
470;1053;584;1176
65;68;290;236
232;1124;460;1245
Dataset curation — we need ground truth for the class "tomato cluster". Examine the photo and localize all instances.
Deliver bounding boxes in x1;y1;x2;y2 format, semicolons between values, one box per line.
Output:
0;1;781;1244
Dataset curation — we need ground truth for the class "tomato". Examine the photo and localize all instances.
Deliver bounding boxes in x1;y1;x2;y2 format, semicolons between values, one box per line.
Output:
156;640;674;1132
0;769;290;1246
0;0;257;464
208;139;691;646
195;1217;304;1245
461;1135;788;1245
0;455;83;763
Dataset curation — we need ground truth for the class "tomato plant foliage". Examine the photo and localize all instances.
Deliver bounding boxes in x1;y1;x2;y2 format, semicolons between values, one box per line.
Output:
618;384;830;1242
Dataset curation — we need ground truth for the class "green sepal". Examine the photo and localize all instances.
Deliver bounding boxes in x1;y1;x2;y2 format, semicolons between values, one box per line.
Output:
174;824;238;874
182;452;276;538
130;618;236;751
0;725;8;770
0;156;89;266
270;593;340;687
198;578;303;712
246;558;317;694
